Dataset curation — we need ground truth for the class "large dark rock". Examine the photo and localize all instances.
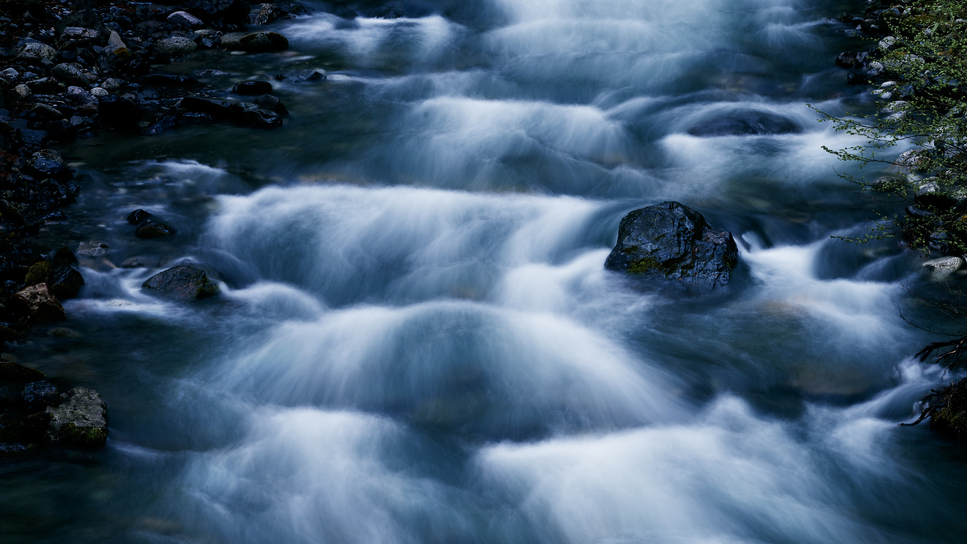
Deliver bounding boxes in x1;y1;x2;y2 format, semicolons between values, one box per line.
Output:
605;202;739;289
142;265;220;300
180;96;234;118
46;387;107;448
232;80;273;95
687;111;800;137
22;150;72;182
230;103;282;129
136;222;177;239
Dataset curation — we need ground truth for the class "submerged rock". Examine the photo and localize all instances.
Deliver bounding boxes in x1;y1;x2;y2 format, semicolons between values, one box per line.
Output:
46;387;107;448
142;265;220;300
687;111;800;137
605;201;738;289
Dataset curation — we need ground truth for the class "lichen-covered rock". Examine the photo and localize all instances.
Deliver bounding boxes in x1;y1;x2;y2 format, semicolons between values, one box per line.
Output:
15;42;56;64
9;284;67;324
52;63;89;88
153;37;198;58
142;265;220;300
605;201;738;289
46;387;107;448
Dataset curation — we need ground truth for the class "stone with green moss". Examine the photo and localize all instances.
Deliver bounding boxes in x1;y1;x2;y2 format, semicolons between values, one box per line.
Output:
605;201;739;289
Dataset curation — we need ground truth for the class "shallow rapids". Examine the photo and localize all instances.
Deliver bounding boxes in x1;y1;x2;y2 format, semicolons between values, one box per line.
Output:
5;0;967;542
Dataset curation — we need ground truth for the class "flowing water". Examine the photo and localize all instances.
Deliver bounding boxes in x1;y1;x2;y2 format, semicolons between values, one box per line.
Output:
5;0;967;542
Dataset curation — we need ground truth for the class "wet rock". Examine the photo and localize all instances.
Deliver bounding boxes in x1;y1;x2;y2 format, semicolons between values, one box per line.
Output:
127;208;152;225
8;284;67;324
154;37;198;58
22;380;59;411
297;69;325;82
230;102;282;129
180;95;234;118
13;83;32;98
66;86;99;115
836;51;865;69
61;26;99;40
0;361;45;382
15;42;56;64
231;31;289;53
142;265;220;300
167;11;204;28
52;63;89;88
605;201;739;289
46;387;108;448
136;222;177;239
47;327;81;338
254;94;288;115
55;10;107;40
687;111;800;137
22;150;71;182
53;247;78;267
48;266;84;301
121;256;157;268
232;80;272;95
77;241;108;257
922;256;964;279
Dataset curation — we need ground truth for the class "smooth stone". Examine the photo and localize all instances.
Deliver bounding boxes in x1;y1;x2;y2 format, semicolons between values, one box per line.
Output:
167;10;204;27
154;37;198;58
142;265;220;300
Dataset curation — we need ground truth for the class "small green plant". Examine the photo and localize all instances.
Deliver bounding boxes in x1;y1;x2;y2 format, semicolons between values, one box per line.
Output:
816;0;967;253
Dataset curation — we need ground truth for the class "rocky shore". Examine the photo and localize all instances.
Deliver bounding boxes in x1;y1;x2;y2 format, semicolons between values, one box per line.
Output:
0;0;413;455
832;0;967;439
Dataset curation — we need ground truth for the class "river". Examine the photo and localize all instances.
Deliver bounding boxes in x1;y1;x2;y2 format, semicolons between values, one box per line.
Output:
3;0;967;542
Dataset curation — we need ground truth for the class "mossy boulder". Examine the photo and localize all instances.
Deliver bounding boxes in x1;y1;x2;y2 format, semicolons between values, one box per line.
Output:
46;387;107;448
605;201;739;289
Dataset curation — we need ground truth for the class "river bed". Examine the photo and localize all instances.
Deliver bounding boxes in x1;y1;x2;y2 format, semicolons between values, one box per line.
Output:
4;0;967;542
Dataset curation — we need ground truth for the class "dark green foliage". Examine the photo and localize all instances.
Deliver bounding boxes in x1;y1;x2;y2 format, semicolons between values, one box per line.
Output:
817;0;967;252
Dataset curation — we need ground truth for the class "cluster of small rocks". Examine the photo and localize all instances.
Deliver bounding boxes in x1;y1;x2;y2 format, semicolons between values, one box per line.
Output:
1;360;108;456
